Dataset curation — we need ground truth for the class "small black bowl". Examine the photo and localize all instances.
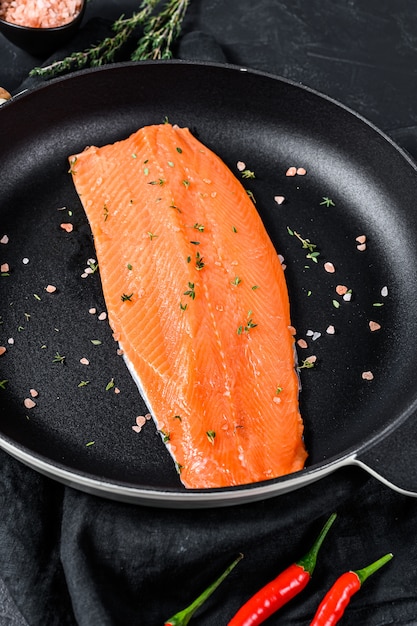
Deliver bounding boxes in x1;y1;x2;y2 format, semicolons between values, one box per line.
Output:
0;0;86;57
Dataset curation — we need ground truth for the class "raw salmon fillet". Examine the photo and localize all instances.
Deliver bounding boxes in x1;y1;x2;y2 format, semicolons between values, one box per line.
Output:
69;123;307;489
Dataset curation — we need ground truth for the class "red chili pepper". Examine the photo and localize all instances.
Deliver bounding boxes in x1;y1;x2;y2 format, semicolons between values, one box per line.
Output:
310;552;393;626
227;512;337;626
164;553;243;626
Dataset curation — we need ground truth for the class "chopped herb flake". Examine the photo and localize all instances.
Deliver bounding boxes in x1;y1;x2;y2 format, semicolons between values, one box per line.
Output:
121;293;133;302
320;196;335;207
33;294;41;301
241;169;255;179
78;381;90;387
176;147;183;153
53;352;65;364
0;380;8;390
206;430;216;444
184;283;196;299
105;378;115;391
86;441;95;447
91;340;102;345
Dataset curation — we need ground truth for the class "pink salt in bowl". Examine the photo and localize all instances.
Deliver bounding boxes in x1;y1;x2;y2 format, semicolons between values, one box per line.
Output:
0;0;86;57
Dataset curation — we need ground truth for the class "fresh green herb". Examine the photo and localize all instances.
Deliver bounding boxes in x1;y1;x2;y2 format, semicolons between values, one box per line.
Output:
186;256;191;263
127;263;133;271
190;241;200;245
195;251;205;271
29;0;190;78
175;462;184;474
232;226;238;233
332;299;340;309
193;223;205;232
86;441;95;447
17;325;24;332
169;203;181;212
103;203;109;221
251;285;259;290
0;380;8;390
24;313;31;321
91;340;102;346
206;430;216;444
160;430;171;443
121;293;134;302
184;282;196;299
148;178;165;186
299;358;316;370
53;351;65;365
373;302;384;307
231;276;242;286
88;260;99;273
288;228;320;263
105;378;115;391
167;161;175;167
147;232;158;240
176;147;183;153
143;167;149;176
174;414;182;421
237;314;258;335
320;196;335;207
241;169;255;179
182;179;190;188
1;272;10;277
33;294;41;301
246;189;256;203
68;157;77;174
180;302;188;311
78;381;90;387
276;386;283;394
132;153;137;159
307;290;312;296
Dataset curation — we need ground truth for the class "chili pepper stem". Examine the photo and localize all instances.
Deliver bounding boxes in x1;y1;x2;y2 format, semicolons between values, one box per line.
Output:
355;552;393;585
297;512;337;576
164;554;243;626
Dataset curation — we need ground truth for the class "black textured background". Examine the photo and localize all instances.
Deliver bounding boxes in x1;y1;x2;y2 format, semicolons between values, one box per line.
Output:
1;1;417;625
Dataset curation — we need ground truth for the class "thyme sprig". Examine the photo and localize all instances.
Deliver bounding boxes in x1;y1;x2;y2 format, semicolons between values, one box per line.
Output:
29;0;190;79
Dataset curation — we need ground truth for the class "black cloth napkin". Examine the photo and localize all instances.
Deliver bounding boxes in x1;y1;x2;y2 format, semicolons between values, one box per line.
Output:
2;20;417;626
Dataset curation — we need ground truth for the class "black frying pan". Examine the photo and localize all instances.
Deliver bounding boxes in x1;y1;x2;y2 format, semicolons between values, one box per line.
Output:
1;61;417;507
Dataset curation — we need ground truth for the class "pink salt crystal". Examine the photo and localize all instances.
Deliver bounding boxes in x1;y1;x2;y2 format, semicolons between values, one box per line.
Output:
297;339;308;349
145;413;152;420
45;285;56;293
274;195;285;205
132;425;142;433
236;161;246;171
89;308;96;314
80;357;90;365
98;312;107;321
114;387;120;394
288;325;297;336
296;167;307;176
357;243;367;251
136;415;146;428
369;321;381;332
0;235;8;244
24;398;36;409
0;346;6;356
324;262;335;273
356;235;367;244
29;389;38;398
326;325;335;334
286;166;297;177
1;263;9;273
362;371;374;381
60;223;73;233
336;285;348;295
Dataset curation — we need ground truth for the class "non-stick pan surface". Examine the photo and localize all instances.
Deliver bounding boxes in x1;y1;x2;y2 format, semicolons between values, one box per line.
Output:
1;61;417;507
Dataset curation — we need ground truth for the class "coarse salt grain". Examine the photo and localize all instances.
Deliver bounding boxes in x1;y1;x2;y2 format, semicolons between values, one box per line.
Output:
296;167;307;176
60;223;73;233
336;285;348;295
324;262;335;273
89;308;96;314
237;162;246;171
297;339;308;349
274;195;285;205
24;398;36;409
30;389;38;398
356;235;366;244
357;243;367;251
362;371;374;381
369;321;381;332
0;235;8;244
343;292;352;302
98;312;107;321
80;357;90;365
22;258;29;264
145;413;152;420
286;166;297;177
7;338;14;345
45;285;56;293
1;263;9;273
326;325;335;334
381;286;388;297
114;387;120;394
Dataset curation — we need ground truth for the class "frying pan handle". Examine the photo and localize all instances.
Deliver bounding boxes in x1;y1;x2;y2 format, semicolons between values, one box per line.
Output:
354;417;417;496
